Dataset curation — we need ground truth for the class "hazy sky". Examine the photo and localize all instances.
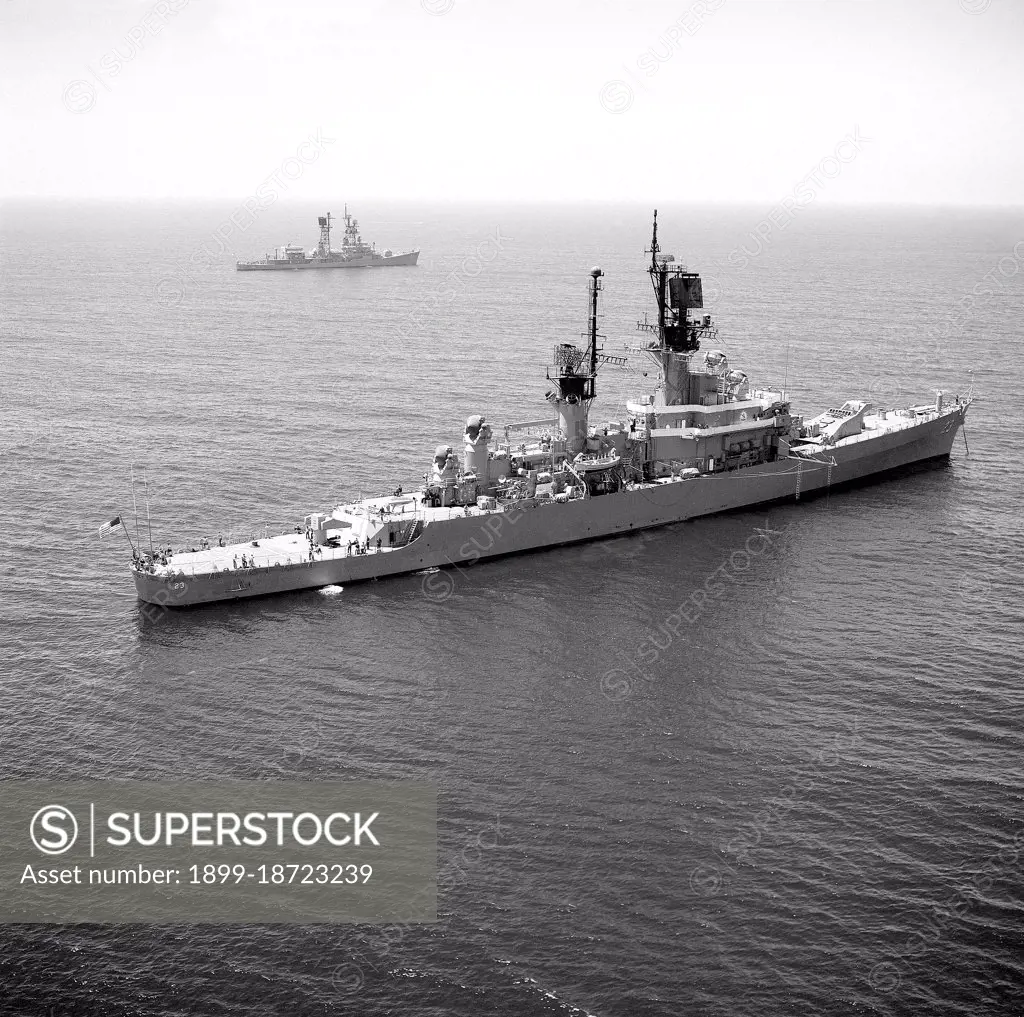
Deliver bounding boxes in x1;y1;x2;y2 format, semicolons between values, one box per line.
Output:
1;0;1021;203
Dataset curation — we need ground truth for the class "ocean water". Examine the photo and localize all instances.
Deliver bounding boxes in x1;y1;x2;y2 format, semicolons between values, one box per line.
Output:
0;199;1022;1016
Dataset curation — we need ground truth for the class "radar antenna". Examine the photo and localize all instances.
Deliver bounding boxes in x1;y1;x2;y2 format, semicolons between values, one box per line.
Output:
636;209;705;354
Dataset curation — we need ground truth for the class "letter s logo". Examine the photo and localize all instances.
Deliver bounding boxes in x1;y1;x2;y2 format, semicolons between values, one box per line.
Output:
30;805;79;855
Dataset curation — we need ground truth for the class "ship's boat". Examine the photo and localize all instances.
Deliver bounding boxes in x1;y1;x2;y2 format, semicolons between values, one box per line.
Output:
573;451;622;472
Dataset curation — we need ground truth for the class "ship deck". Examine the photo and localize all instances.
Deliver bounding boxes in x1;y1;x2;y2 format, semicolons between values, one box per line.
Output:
138;495;521;579
157;533;330;575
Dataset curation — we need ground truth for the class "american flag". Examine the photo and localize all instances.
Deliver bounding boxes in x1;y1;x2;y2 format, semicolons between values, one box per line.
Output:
98;514;122;537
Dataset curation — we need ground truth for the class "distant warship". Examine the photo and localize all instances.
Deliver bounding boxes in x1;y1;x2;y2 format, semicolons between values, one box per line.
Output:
236;207;419;270
132;212;971;607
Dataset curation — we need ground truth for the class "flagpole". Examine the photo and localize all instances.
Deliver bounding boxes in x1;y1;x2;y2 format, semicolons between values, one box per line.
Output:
145;468;154;555
130;464;142;551
120;519;137;556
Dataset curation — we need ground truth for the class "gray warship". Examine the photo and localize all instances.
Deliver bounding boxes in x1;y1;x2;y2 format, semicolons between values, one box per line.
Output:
132;212;971;608
236;207;419;270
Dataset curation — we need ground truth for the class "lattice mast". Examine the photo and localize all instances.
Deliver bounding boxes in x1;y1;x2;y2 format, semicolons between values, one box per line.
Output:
316;213;333;257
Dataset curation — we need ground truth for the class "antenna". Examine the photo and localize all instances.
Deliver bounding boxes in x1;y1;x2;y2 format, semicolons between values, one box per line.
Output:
646;209;668;344
648;208;660;270
588;266;603;386
145;468;154;555
130;464;142;553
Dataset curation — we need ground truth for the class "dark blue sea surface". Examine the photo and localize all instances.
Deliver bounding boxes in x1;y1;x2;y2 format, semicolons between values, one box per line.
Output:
0;200;1022;1016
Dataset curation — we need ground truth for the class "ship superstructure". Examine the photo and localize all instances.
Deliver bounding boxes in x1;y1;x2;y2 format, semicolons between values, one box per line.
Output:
236;207;419;271
132;212;971;607
625;211;796;481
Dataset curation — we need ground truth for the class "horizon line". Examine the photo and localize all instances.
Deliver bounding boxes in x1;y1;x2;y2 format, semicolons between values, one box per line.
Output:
3;195;1023;210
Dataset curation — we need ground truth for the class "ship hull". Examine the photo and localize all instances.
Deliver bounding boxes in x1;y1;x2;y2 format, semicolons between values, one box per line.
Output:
133;406;966;609
236;252;419;271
